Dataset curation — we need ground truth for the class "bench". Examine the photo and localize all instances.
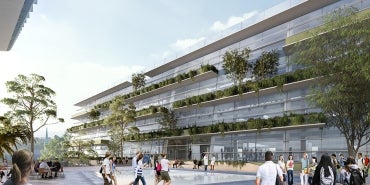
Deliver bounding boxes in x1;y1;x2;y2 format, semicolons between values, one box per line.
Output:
37;168;49;178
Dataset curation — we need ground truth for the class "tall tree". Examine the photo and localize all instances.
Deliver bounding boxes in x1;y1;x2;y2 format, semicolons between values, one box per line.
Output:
292;7;370;156
0;116;30;158
1;74;64;153
131;73;146;92
252;50;280;80
104;96;136;158
157;108;177;130
222;48;252;85
40;135;68;160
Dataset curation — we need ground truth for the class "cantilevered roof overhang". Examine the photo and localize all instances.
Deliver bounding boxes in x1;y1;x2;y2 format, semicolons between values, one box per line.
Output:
144;0;338;77
0;0;37;51
74;81;132;107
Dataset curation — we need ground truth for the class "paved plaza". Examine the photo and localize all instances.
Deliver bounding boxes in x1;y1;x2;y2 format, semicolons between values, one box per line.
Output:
20;166;369;185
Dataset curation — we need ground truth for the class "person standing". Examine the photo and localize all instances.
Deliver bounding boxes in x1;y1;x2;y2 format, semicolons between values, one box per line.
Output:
203;154;209;171
3;149;33;185
311;155;334;185
286;155;294;185
210;154;216;173
331;154;339;183
278;155;287;185
308;156;317;185
159;154;171;185
300;153;309;185
255;151;283;185
102;151;112;185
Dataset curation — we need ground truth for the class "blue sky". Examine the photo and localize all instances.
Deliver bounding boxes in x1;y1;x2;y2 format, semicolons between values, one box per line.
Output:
0;0;286;137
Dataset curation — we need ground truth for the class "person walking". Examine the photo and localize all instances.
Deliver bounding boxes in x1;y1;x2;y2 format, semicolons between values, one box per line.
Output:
255;151;283;185
128;151;142;185
3;149;33;185
286;154;294;185
133;153;146;185
102;151;112;185
159;154;171;185
110;155;118;185
300;152;309;185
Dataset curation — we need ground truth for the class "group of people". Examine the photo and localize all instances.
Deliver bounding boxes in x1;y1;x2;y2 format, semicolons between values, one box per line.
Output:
192;152;216;172
100;151;172;185
256;151;369;185
34;158;62;179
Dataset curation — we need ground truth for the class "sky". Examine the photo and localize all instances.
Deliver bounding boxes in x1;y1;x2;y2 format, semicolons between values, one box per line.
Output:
0;0;286;138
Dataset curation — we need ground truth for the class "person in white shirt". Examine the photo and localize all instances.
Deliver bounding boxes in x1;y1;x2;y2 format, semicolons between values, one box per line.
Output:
255;151;283;185
278;155;287;185
102;151;112;185
159;154;171;185
210;154;216;172
133;153;146;185
39;160;52;178
203;154;209;171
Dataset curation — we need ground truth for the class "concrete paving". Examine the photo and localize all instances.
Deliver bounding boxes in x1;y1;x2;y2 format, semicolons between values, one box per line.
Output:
1;166;369;185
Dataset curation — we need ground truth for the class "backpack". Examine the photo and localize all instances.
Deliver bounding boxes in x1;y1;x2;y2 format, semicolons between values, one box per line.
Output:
349;168;365;185
156;163;162;172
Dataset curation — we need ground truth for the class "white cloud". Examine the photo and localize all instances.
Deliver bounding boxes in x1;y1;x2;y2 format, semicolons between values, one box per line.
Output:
170;37;206;51
210;11;258;32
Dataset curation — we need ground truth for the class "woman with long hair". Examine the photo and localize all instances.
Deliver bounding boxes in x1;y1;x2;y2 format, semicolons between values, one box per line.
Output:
311;155;334;185
286;154;294;185
133;153;146;185
3;149;33;185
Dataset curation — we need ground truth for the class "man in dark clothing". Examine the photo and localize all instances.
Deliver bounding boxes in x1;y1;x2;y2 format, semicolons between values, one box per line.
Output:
52;159;62;177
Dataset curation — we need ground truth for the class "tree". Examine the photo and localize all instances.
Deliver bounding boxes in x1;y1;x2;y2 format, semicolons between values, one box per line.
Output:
0;116;30;158
104;96;136;158
222;48;252;85
157;108;177;130
252;50;280;80
40;135;68;160
88;108;100;120
1;74;64;153
64;138;98;164
292;7;370;156
131;73;146;92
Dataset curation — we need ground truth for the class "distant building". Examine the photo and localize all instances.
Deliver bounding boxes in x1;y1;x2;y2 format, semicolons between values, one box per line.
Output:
69;0;370;159
0;0;37;51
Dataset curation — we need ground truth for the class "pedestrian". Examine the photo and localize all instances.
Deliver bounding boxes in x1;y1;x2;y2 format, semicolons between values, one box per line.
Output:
278;155;287;185
255;151;283;185
330;154;339;183
308;156;317;185
154;160;161;185
102;151;112;185
159;154;171;185
3;149;33;185
110;155;118;185
286;154;294;185
311;155;334;185
133;153;146;185
203;154;208;171
300;152;309;185
210;154;216;173
128;151;141;185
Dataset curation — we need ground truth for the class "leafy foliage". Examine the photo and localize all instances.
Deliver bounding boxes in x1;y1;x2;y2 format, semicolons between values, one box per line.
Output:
40;134;69;160
131;73;146;92
157;109;178;131
104;96;136;158
222;48;252;85
252;50;280;80
1;74;64;153
0;116;30;158
292;7;370;156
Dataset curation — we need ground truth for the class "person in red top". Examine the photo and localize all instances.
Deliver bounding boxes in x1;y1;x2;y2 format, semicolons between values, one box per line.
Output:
364;154;370;166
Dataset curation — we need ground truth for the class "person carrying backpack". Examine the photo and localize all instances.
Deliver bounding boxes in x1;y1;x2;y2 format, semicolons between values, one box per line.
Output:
344;157;365;185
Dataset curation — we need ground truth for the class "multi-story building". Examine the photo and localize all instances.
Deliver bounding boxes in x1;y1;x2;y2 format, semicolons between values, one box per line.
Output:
70;0;370;160
0;0;37;51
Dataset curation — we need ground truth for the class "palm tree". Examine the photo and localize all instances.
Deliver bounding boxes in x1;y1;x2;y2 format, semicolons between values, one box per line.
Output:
0;116;30;158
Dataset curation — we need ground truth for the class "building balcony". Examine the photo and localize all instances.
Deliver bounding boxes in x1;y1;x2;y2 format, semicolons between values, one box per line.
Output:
125;70;218;103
